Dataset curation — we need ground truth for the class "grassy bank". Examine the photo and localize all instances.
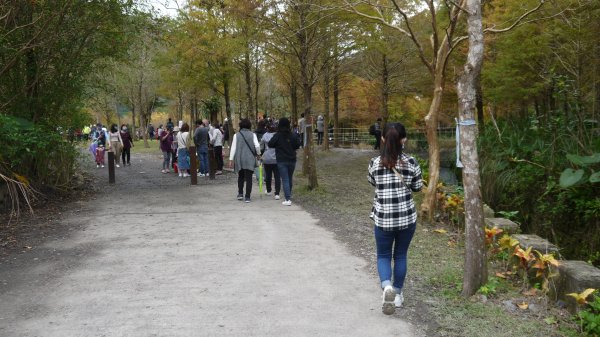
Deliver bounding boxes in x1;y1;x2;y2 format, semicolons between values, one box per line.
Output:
293;148;578;337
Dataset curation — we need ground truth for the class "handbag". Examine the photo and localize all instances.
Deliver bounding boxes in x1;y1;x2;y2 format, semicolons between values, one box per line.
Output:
240;132;259;167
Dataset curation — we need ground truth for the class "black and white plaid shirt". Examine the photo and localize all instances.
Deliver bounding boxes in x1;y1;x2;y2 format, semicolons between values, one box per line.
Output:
368;154;423;231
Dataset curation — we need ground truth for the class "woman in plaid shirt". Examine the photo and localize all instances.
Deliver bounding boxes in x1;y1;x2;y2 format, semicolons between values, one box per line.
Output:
368;122;423;315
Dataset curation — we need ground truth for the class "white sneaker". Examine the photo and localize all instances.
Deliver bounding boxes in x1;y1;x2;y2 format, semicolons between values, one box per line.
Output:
101;165;105;168
382;285;396;315
265;191;272;196
96;165;100;168
178;173;183;177
197;173;205;177
274;195;280;200
282;200;292;206
116;164;120;168
183;173;190;177
394;292;404;308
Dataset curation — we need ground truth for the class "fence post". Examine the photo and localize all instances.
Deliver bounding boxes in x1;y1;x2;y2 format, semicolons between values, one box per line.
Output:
108;151;115;184
189;146;197;185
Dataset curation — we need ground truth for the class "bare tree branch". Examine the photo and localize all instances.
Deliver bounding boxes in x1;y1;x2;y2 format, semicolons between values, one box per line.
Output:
484;0;545;33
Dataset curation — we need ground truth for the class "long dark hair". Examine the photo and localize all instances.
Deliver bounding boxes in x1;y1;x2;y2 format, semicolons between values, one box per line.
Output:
380;122;407;169
278;117;291;133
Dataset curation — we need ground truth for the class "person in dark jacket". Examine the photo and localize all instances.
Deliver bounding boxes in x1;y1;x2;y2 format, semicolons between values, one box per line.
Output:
120;124;134;166
268;117;300;206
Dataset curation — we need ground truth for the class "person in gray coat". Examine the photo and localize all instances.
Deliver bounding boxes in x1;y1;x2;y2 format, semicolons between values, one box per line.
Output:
260;123;281;199
229;118;261;203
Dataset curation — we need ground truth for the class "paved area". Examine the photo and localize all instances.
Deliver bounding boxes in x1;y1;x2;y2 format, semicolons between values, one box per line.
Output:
0;151;415;336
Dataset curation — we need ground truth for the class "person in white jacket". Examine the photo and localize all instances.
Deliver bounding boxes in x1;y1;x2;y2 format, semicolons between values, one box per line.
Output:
210;123;224;174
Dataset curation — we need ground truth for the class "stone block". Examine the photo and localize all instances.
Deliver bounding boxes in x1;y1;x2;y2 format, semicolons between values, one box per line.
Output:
485;218;520;234
550;260;600;313
483;204;495;218
512;234;559;255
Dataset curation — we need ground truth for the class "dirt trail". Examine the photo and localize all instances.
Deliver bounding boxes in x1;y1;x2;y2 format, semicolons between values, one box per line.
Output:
0;149;416;336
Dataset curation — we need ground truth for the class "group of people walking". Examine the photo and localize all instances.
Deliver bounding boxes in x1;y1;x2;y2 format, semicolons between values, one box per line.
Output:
88;123;134;168
230;117;300;206
88;115;422;317
158;119;227;178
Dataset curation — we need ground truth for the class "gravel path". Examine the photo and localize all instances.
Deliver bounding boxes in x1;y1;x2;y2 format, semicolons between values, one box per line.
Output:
0;149;415;336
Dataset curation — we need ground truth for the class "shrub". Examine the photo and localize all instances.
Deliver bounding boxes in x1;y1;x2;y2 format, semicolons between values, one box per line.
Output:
0;114;78;192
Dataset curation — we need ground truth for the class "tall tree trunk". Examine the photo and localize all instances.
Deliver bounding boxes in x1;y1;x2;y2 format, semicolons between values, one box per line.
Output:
421;73;444;220
459;0;487;297
176;89;184;122
475;72;484;131
291;79;298;123
382;53;390;125
224;79;234;141
139;81;149;148
131;103;136;140
244;50;253;120
115;100;121;127
255;56;260;120
302;80;318;189
323;66;330;150
333;51;340;148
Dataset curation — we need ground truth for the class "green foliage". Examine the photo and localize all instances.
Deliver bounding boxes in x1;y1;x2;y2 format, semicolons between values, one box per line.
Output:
560;153;600;188
479;117;600;267
478;277;500;297
575;296;600;336
0;114;77;190
202;96;221;120
496;210;519;221
0;1;133;123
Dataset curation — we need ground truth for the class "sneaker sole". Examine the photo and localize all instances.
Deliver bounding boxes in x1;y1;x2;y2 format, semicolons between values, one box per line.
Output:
382;302;395;315
382;288;396;315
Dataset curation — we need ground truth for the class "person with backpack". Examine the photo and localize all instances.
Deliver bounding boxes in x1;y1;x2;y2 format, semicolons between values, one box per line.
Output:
229;118;260;203
316;115;324;145
368;122;423;315
260;122;281;199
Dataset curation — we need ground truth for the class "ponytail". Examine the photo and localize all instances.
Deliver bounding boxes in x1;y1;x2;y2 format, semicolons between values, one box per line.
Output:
380;122;407;169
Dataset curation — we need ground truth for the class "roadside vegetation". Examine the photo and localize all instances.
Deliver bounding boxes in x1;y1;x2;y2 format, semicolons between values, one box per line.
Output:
294;149;582;336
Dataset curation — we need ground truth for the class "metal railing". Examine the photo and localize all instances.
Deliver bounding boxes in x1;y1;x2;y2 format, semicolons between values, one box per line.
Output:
308;127;455;148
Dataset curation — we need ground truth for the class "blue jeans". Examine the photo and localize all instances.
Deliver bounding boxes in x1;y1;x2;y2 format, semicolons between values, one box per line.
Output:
277;161;296;201
197;144;208;174
177;148;190;170
162;151;171;170
374;223;416;292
